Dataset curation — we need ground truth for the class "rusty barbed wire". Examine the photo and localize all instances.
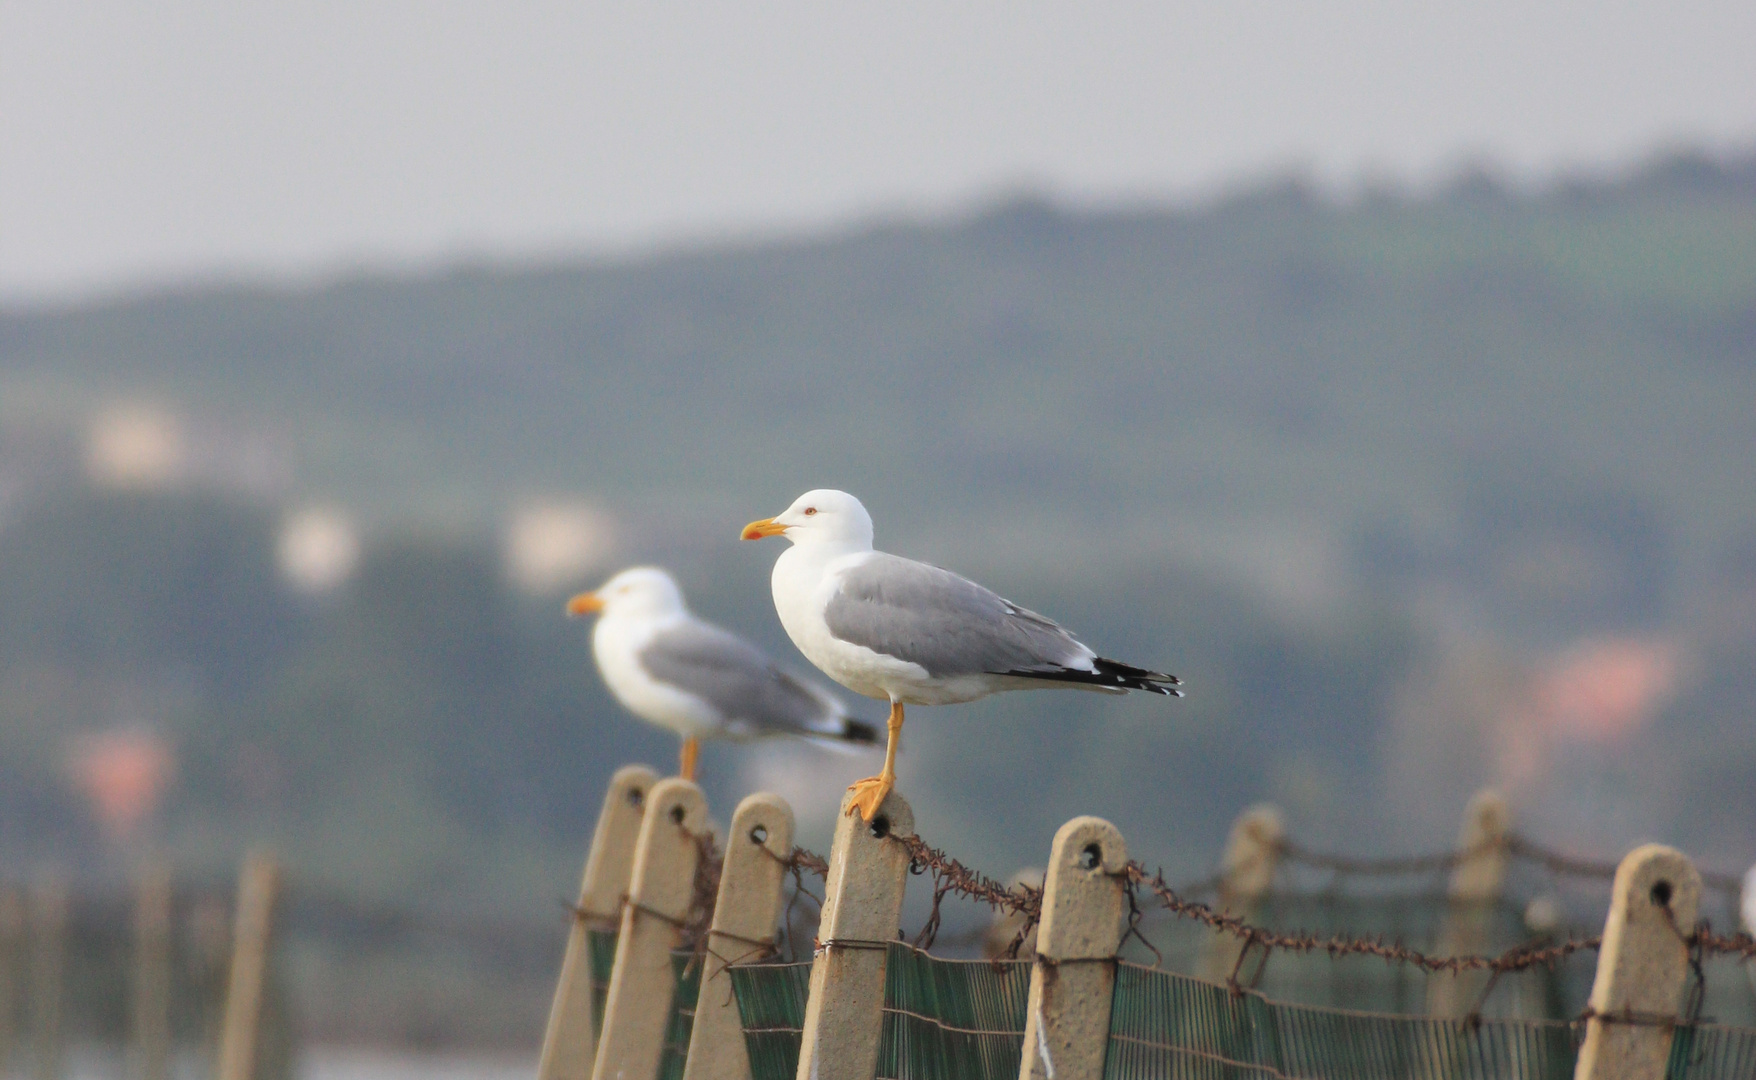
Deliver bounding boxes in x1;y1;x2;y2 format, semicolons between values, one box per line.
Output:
891;833;1043;953
786;846;829;879
1692;927;1756;962
1505;835;1746;898
1274;832;1746;899
1274;837;1492;877
779;831;1754;974
680;827;724;949
890;833;1040;919
1122;862;1604;975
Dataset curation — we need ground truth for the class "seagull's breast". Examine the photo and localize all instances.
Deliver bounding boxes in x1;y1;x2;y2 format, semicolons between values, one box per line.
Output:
772;547;973;703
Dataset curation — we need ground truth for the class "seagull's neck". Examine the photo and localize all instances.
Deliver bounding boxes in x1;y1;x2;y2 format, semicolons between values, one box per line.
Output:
787;537;872;565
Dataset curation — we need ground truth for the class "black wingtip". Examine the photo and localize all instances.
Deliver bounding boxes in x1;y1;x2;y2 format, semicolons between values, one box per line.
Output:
841;718;882;744
999;656;1184;695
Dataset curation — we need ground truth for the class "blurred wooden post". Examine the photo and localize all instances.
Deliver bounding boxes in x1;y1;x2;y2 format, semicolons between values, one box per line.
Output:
1198;803;1283;982
0;887;22;1075
1019;817;1128;1080
1428;789;1511;1016
538;764;660;1080
681;792;794;1080
131;862;174;1080
1744;864;1755;999
591;777;708;1080
29;877;67;1080
794;790;914;1080
1574;845;1702;1080
187;894;233;1064
216;851;281;1080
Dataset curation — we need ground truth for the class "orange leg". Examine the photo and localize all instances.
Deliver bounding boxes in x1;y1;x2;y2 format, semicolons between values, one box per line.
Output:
845;702;903;821
679;736;700;781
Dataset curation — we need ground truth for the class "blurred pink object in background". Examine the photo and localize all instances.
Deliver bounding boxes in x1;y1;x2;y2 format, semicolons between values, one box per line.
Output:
68;727;176;840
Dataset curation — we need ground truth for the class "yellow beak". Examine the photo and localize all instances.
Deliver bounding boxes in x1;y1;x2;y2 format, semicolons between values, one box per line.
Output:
565;591;604;617
741;517;787;540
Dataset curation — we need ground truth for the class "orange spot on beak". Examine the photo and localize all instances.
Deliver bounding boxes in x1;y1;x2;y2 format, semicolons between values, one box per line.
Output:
741;517;787;540
565;591;604;617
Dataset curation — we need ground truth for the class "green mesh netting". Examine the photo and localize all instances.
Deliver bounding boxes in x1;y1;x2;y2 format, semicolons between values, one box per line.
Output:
728;958;811;1080
658;950;704;1080
880;946;1030;1080
729;948;1756;1080
588;928;618;1038
727;944;1028;1080
1667;1023;1756;1080
1106;961;1577;1080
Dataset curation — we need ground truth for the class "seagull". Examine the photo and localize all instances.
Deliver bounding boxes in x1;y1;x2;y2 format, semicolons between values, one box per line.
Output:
566;566;879;780
742;490;1180;820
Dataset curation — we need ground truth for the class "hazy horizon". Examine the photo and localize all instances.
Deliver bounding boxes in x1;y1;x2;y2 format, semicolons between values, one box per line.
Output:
6;1;1755;303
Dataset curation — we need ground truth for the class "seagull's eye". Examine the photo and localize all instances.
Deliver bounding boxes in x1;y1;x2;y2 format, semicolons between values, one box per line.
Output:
803;507;817;516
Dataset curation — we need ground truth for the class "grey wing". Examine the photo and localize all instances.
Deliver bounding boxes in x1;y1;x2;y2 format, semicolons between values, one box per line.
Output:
638;620;842;738
822;554;1092;678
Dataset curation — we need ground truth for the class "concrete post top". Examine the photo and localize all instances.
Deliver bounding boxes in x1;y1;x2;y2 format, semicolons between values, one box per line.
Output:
1611;844;1702;934
1039;816;1127;963
607;765;661;810
818;788;913;943
645;777;710;836
1461;789;1511;844
1227;805;1285;853
1050;816;1128;876
838;787;914;842
1220;804;1284;903
1586;842;1702;1022
728;793;795;860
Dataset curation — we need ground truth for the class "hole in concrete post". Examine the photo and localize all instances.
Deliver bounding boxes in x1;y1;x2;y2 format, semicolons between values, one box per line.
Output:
870;815;891;839
670;805;686;825
1651;880;1673;908
750;824;769;845
1079;843;1102;870
627;787;644;808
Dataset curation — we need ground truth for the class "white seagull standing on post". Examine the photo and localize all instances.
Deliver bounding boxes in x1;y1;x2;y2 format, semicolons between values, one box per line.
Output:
567;566;879;780
742;490;1181;820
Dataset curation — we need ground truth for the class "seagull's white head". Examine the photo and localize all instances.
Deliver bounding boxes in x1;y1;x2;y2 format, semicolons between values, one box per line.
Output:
565;566;687;620
741;489;874;549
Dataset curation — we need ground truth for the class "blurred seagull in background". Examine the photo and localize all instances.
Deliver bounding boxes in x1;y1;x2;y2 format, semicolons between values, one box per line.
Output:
742;489;1181;820
567;566;879;780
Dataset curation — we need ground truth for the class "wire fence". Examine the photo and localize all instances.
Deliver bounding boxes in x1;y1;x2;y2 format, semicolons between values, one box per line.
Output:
764;829;1756;1027
779;835;1756;973
705;824;1756;1080
3;818;1750;1078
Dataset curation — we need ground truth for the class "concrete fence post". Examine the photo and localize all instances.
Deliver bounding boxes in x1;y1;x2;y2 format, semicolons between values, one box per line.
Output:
29;877;67;1080
592;777;708;1080
1019;817;1128;1080
1198;804;1283;983
216;851;281;1080
681;792;794;1080
1429;789;1512;1016
539;764;660;1080
1574;844;1702;1080
794;789;914;1080
131;861;174;1080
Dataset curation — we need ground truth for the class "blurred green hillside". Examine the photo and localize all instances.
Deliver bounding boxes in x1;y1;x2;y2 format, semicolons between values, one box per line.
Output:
1;152;1753;922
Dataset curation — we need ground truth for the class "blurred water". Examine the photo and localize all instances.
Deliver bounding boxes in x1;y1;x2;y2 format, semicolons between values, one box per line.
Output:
26;1047;536;1080
298;1048;534;1080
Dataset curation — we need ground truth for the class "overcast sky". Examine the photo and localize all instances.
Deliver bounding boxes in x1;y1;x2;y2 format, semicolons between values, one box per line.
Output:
4;1;1754;303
